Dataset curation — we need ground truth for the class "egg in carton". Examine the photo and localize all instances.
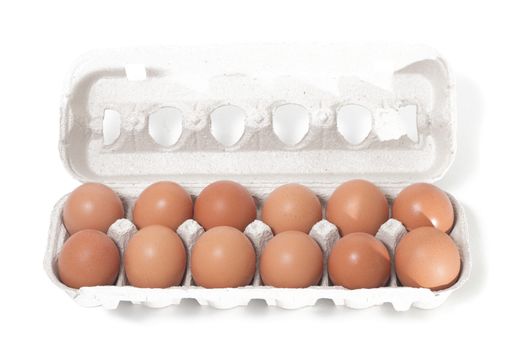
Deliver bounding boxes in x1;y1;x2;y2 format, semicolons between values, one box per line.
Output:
44;44;471;311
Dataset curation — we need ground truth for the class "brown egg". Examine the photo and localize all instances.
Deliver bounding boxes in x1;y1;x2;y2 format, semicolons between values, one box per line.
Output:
194;180;256;231
328;232;391;289
191;226;256;288
58;229;120;289
392;183;454;233
260;230;323;288
124;225;187;288
261;184;322;235
395;226;460;291
62;183;125;235
326;179;389;236
133;181;193;230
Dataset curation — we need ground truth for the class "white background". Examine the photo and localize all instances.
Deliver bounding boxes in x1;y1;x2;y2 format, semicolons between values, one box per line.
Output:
1;1;522;348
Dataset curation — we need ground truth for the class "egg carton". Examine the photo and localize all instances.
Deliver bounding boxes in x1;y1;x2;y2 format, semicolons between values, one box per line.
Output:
44;44;471;311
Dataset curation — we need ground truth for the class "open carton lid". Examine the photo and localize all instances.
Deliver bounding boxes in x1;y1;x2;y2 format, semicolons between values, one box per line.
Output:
59;44;456;192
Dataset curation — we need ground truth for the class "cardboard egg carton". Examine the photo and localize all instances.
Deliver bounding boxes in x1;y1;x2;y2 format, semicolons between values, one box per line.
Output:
44;44;471;311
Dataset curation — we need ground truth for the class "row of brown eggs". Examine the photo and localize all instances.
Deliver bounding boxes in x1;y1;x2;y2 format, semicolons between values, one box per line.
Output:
62;179;455;237
57;180;461;292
